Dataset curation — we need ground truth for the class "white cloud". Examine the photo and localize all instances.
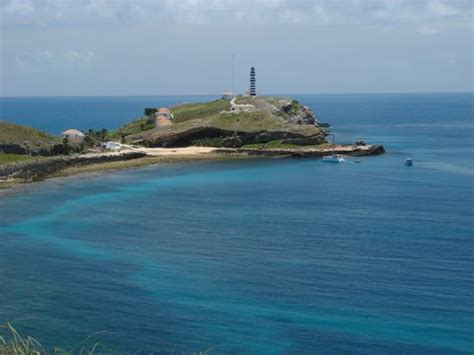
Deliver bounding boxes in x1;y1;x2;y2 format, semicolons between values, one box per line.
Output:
2;0;34;16
64;50;95;63
417;25;440;35
428;0;460;17
1;0;472;27
15;49;96;71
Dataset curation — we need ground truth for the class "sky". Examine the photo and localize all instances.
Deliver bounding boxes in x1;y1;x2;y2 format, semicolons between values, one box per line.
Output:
0;0;473;96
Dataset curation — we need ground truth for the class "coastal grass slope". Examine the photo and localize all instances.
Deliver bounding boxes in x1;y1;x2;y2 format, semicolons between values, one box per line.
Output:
121;96;326;148
0;121;62;156
0;96;384;189
171;99;231;123
110;99;231;138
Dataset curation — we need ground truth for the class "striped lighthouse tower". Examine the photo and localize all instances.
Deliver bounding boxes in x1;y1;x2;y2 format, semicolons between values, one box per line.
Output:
249;66;256;96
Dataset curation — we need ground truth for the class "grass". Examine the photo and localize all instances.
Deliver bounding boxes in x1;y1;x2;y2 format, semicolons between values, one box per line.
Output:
234;95;288;106
116;96;324;148
0;323;111;355
0;121;61;147
110;99;230;138
171;99;230;123
210;110;281;131
0;323;214;354
0;153;45;165
109;116;155;138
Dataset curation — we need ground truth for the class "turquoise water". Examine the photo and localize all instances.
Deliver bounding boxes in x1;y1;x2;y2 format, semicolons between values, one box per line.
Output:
0;93;473;353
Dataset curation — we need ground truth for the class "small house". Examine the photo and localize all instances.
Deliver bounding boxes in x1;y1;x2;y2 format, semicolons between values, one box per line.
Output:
155;107;173;127
62;129;84;140
156;108;171;119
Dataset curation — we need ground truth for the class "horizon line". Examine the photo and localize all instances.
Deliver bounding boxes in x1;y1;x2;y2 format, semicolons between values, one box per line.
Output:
0;91;472;99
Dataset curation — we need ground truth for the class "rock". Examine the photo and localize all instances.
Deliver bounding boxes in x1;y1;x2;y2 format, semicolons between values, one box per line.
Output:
0;152;145;181
127;126;326;148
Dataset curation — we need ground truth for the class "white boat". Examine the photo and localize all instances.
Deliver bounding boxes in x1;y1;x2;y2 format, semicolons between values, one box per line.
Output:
322;155;345;163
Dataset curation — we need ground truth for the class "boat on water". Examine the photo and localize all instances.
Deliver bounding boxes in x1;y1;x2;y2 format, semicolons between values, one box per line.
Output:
323;155;345;163
405;158;413;166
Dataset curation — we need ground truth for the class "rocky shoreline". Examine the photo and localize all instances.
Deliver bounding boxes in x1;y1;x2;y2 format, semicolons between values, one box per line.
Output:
232;144;385;157
0;144;384;190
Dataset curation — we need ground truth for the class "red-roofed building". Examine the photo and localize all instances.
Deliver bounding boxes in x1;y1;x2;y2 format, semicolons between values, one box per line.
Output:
155;107;173;127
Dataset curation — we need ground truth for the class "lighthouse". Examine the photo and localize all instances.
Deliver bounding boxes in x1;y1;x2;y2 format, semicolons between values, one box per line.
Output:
249;66;256;96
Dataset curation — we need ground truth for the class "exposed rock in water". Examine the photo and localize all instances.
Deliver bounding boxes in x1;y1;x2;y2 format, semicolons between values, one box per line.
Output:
233;144;386;158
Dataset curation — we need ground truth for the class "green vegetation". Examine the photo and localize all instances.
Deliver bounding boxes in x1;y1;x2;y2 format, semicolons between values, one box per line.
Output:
0;153;46;164
111;100;231;139
0;121;80;156
80;128;113;147
109;116;155;139
0;121;62;153
172;99;230;123
0;121;60;145
144;108;157;116
284;100;301;114
0;323;110;355
234;95;285;106
111;96;324;148
0;323;214;355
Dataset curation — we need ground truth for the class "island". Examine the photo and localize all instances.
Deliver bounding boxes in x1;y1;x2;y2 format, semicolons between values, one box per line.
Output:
0;95;384;189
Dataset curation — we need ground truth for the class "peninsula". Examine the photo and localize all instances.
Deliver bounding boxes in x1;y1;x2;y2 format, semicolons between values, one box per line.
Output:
0;95;384;190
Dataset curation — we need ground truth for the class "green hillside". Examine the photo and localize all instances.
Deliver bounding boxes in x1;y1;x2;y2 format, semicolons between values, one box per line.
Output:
0;121;65;157
117;96;327;148
172;99;231;122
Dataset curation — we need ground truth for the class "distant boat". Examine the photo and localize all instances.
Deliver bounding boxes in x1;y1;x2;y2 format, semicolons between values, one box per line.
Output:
323;155;345;163
405;158;413;166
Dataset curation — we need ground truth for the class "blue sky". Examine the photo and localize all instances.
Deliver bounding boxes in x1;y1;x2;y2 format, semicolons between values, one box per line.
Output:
1;0;473;96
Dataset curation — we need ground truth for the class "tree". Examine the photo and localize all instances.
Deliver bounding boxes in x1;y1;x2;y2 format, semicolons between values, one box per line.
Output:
144;108;157;116
100;128;108;141
62;137;70;155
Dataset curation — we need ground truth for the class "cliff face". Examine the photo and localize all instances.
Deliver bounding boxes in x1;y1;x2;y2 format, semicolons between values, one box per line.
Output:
122;97;327;148
127;126;326;148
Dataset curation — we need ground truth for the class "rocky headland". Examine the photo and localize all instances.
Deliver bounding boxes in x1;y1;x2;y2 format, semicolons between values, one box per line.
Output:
0;96;384;189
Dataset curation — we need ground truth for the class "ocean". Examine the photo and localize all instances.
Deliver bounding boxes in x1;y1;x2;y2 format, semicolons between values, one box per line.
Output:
0;93;473;353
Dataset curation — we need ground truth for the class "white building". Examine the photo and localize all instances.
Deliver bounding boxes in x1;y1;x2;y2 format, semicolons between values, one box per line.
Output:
102;141;122;151
222;92;235;100
62;129;84;140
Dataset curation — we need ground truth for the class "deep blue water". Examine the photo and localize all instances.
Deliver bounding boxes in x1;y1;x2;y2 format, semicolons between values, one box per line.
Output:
0;93;473;353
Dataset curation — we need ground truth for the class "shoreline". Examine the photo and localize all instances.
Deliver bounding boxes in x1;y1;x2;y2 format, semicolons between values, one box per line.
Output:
0;152;248;193
0;144;384;192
